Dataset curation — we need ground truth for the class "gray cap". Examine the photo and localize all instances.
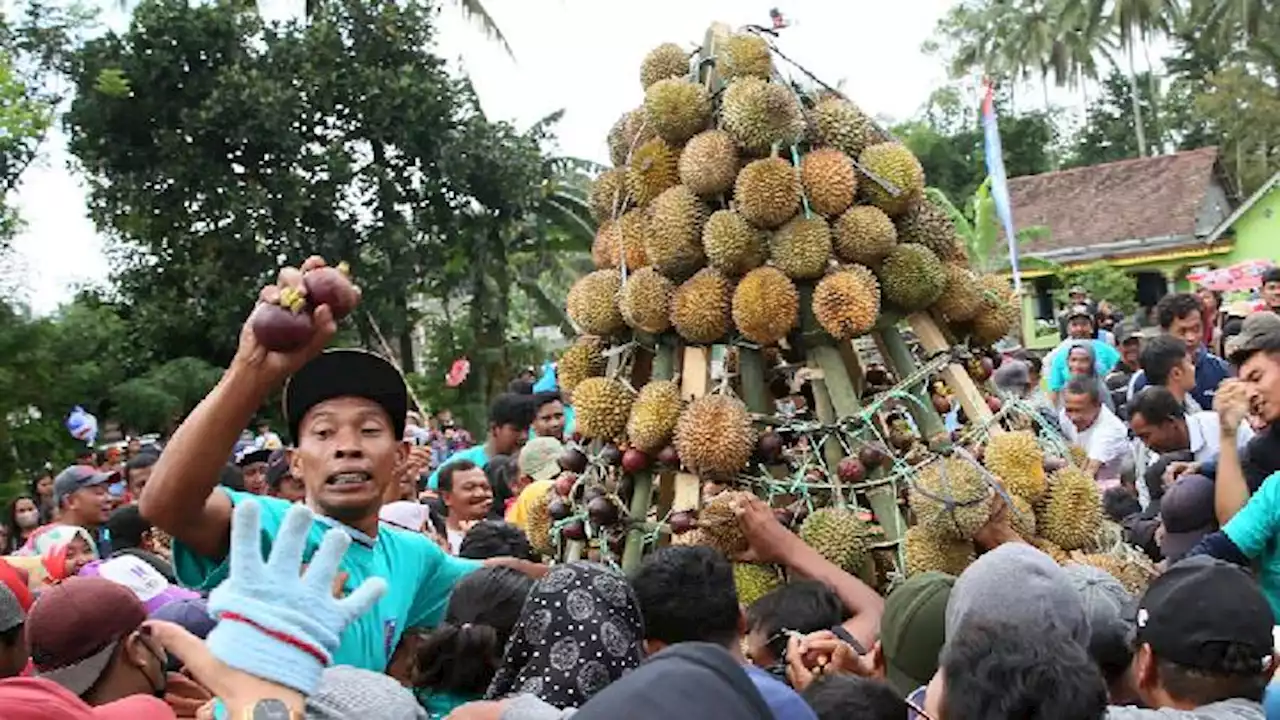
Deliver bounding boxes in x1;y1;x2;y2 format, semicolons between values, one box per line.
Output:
1063;564;1133;638
0;583;23;633
307;666;426;720
1227;311;1280;365
52;465;118;507
946;543;1089;646
993;360;1031;391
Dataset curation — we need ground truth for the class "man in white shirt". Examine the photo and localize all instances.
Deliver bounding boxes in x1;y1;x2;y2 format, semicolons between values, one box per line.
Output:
1059;377;1131;489
1128;386;1254;468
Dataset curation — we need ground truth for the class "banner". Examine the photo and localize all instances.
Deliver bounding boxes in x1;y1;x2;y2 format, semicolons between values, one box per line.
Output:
982;82;1022;293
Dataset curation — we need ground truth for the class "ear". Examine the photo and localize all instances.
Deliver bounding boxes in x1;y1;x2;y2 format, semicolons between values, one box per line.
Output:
288;451;305;481
122;631;155;669
1133;643;1156;690
397;440;410;461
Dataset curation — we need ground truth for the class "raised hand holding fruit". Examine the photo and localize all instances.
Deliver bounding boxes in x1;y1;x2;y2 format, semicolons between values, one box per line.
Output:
245;257;360;362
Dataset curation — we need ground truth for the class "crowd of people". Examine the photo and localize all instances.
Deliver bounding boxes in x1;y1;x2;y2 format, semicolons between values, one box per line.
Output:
2;259;1280;719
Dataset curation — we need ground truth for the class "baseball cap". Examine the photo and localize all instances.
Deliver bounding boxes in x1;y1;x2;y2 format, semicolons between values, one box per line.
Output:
265;448;292;488
379;501;430;533
234;446;271;467
880;571;953;696
1069;286;1087;296
1159;474;1217;561
29;577;148;696
1136;555;1273;671
1064;564;1133;636
307;666;427;720
519;436;565;483
1066;304;1094;321
1227;311;1280;365
0;582;24;634
992;359;1031;392
77;554;199;613
946;543;1089;647
283;349;408;445
148;598;216;640
0;677;175;719
52;466;119;507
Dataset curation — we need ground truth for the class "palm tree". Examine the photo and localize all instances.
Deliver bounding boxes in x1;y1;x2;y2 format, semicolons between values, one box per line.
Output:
448;0;513;58
927;180;1051;275
1106;0;1181;156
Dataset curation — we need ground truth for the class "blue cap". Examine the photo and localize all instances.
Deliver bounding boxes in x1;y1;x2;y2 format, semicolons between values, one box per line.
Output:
52;465;118;507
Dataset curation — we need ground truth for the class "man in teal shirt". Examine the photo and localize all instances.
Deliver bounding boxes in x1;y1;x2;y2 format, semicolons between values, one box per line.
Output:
140;259;543;671
426;393;533;490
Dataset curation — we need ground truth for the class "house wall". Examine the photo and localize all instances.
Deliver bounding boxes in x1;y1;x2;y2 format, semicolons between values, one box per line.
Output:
1224;186;1280;264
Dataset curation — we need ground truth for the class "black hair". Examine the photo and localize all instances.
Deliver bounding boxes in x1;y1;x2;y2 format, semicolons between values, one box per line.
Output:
425;504;447;537
532;391;562;413
507;379;535;395
124;452;158;475
1264;268;1280;286
489;393;535;429
1102;486;1141;522
940;619;1108;720
218;464;245;492
1026;355;1044;375
1088;615;1135;692
438;459;480;493
1140;334;1189;387
1155;644;1271;706
1129;386;1186;426
800;675;908;720
0;621;21;650
1144;450;1194;504
1063;377;1102;405
414;567;534;697
632;546;740;649
3;494;37;553
1156;293;1203;329
1222;317;1245;340
484;455;517;519
458;520;534;561
105;504;151;550
746;580;844;662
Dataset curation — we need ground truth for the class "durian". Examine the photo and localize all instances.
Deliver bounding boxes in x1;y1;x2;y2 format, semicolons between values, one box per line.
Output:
732;266;799;345
720;78;806;156
572;377;636;442
703;209;766;276
904;525;974;577
858;142;925;217
566;270;625;336
734;563;784;607
878;244;946;310
607;109;656;167
674;394;756;478
909;456;994;542
735;157;802;230
627;138;680;207
811;97;880;158
832;205;897;265
1039;467;1103;551
619;266;675;334
646;185;709;281
591;221;617;270
1008;494;1037;538
812;266;881;339
679;130;739;197
717;33;773;80
557;337;606;403
971;275;1020;345
800;148;858;217
644;78;712;144
799;507;868;573
1030;537;1070;565
770;216;833;280
670;267;732;344
1069;553;1155;597
640;43;689;90
589;168;629;224
932;265;983;323
1069;445;1089;468
896;199;968;263
696;490;754;557
594;210;649;271
627;380;684;452
526;487;555;557
983;431;1047;504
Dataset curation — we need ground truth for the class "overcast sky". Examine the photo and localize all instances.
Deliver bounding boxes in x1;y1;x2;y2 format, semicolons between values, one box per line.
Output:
11;0;958;314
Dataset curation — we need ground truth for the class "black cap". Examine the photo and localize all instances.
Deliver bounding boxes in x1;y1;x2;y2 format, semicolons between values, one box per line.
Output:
234;447;271;467
265;449;291;488
1066;304;1094;321
1158;474;1216;561
1227;311;1280;365
283;349;408;444
1136;556;1273;670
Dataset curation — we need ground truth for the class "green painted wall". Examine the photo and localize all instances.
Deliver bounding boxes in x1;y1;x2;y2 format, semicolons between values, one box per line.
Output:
1224;184;1280;264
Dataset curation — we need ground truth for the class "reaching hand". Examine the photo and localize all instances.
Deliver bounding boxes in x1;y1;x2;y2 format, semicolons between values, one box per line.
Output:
734;494;797;564
1163;461;1198;487
973;493;1022;550
1214;380;1251;433
204;500;387;695
234;256;360;387
784;631;877;691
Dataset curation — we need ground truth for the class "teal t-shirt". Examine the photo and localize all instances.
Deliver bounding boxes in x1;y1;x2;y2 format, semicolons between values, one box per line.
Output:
1048;339;1122;392
173;489;481;671
426;444;489;490
1223;471;1280;621
416;688;480;719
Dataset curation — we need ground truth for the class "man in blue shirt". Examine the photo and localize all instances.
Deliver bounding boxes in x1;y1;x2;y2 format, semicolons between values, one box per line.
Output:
1128;293;1230;411
139;258;542;672
426;393;533;490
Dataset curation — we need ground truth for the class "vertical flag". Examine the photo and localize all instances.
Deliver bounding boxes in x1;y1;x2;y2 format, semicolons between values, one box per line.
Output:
982;81;1023;293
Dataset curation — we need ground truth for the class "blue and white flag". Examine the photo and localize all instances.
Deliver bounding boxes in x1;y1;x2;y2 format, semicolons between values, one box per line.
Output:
982;82;1023;293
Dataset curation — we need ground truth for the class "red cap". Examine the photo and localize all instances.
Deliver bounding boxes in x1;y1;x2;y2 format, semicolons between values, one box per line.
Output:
0;677;175;719
28;577;147;696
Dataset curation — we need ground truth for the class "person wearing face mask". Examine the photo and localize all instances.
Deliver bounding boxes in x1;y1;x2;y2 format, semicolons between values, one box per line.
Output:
26;577;172;705
5;495;43;554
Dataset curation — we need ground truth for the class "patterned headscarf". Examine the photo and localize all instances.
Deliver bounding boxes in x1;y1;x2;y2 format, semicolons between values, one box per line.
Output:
485;562;644;709
19;524;98;581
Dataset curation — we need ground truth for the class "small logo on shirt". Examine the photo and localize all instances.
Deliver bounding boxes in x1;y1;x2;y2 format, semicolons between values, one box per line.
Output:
384;619;399;657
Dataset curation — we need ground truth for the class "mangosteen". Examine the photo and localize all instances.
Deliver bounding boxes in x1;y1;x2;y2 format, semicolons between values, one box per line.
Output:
559;447;589;474
858;444;889;470
932;394;952;415
302;262;358;320
668;510;697;535
582;485;606;504
599;443;623;466
554;472;577;497
621;448;649;474
757;431;784;463
656;445;679;468
836;457;866;483
561;519;586;541
587;496;620;526
251;302;314;352
547;497;572;521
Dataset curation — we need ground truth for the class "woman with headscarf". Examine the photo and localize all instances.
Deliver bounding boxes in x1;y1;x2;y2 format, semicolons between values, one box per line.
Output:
19;524;99;583
445;562;644;718
1052;340;1115;412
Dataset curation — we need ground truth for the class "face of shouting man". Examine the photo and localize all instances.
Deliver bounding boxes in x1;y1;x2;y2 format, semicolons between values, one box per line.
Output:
291;396;405;527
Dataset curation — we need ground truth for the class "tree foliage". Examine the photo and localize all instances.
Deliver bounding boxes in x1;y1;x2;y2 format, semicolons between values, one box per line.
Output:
1053;263;1139;313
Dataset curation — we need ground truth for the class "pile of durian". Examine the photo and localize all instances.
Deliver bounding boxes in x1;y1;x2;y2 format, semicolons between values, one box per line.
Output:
904;429;1157;592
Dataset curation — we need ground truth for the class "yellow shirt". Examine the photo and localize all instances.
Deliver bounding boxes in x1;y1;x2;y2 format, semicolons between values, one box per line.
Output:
506;480;554;529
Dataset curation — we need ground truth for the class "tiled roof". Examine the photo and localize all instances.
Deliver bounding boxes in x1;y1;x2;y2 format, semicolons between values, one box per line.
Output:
1009;147;1222;254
